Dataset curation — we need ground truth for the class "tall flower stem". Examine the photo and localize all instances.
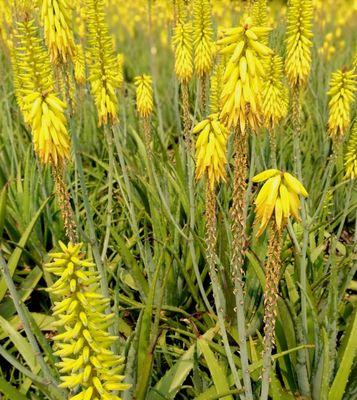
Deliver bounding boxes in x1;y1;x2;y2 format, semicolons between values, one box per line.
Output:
291;85;311;397
101;124;115;260
205;181;243;395
182;82;191;152
230;128;253;400
52;163;78;244
269;129;277;168
260;225;283;400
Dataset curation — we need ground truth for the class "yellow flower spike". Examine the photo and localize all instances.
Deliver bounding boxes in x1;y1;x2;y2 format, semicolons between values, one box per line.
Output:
345;121;357;180
262;53;289;128
252;0;269;44
285;0;313;87
134;75;154;118
327;68;357;138
117;53;125;88
45;242;131;399
193;0;214;78
194;113;228;190
41;0;76;64
253;169;308;237
73;44;86;85
86;0;120;126
12;19;71;165
172;20;194;83
209;61;224;114
217;15;273;131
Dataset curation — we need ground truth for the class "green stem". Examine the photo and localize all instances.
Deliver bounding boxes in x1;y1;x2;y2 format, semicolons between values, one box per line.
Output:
101;125;114;261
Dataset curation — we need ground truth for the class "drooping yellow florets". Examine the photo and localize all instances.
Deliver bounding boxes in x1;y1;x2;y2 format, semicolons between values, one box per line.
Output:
194;113;228;189
285;0;313;87
86;0;119;126
73;44;86;85
45;241;131;399
262;53;289;128
217;16;273;131
13;19;71;165
134;75;153;118
172;1;193;84
345;121;357;180
327;68;356;138
252;169;308;236
41;0;76;63
193;0;214;78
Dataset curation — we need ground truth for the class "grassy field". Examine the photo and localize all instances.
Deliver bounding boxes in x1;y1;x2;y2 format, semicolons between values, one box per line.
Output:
0;0;356;399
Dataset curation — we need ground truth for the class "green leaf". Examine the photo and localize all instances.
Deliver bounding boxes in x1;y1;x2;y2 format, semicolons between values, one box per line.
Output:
0;376;28;400
0;184;7;240
198;337;233;400
328;307;357;400
0;197;50;302
148;328;217;400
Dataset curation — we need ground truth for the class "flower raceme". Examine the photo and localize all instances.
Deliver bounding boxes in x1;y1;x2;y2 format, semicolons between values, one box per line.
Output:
41;0;75;63
262;53;289;128
45;242;130;400
252;0;269;44
13;18;71;165
252;169;308;237
285;0;313;87
193;0;214;78
86;0;119;126
194;113;228;190
134;75;153;118
327;68;357;138
345;121;357;180
217;17;273;131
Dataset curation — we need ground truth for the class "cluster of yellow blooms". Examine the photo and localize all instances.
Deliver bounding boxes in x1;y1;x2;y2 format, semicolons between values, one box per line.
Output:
14;18;71;165
252;169;308;236
45;242;130;400
285;0;313;87
192;0;214;78
134;75;153;118
194;113;228;189
345;121;357;180
327;68;357;138
218;17;272;131
86;0;120;126
41;0;75;63
252;0;269;44
262;54;289;128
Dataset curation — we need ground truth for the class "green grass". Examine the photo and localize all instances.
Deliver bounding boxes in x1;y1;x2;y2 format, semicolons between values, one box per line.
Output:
0;2;356;400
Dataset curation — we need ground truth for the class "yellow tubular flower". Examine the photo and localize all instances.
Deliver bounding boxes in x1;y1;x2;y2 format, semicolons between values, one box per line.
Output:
73;44;86;85
345;121;357;180
194;113;228;190
327;68;356;138
134;75;153;118
45;242;131;399
41;0;76;63
285;0;313;87
217;16;273;131
193;0;214;78
13;19;70;165
262;53;289;128
86;0;119;126
252;169;308;237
